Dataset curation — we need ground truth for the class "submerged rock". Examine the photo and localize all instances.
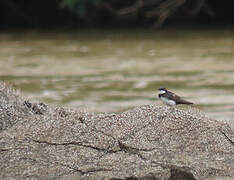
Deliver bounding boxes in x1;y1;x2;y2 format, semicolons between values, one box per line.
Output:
0;82;234;180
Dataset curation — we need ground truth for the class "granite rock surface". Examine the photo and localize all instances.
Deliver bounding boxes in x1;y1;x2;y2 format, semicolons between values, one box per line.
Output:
0;82;234;180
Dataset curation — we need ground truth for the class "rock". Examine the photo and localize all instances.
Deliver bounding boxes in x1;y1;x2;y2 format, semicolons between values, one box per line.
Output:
0;82;234;179
0;82;32;132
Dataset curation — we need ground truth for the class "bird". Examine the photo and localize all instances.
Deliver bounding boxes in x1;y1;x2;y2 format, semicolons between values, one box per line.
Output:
158;87;193;106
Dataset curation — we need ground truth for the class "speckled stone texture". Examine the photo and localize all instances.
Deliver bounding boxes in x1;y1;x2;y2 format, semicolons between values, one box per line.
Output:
0;82;234;180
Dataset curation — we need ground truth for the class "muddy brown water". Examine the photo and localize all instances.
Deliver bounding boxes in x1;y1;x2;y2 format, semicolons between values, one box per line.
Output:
0;28;234;122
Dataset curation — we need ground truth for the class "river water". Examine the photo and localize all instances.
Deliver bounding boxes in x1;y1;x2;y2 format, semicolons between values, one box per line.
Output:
0;28;234;122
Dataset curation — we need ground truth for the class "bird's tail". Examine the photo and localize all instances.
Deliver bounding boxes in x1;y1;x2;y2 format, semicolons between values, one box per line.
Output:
177;99;193;105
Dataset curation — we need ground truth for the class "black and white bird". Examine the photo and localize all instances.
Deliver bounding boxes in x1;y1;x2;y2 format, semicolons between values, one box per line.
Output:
158;87;193;106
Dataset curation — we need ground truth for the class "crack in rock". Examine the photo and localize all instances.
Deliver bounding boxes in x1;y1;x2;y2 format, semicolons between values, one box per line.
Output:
220;131;234;146
56;162;113;176
32;139;119;153
118;140;155;161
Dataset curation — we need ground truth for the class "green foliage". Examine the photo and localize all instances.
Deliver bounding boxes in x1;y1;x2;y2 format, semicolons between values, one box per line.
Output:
60;0;103;18
59;0;216;28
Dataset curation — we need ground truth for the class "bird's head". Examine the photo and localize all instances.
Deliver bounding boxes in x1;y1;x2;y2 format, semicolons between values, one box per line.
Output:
158;87;167;94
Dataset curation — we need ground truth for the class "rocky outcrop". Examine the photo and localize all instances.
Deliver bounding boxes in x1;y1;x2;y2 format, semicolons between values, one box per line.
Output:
0;82;234;180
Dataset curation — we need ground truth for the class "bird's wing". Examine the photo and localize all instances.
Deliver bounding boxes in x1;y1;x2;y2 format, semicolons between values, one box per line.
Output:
166;91;181;101
167;90;193;104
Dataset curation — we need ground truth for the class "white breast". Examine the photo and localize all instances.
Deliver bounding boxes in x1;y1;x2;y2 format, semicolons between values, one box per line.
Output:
160;97;176;106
